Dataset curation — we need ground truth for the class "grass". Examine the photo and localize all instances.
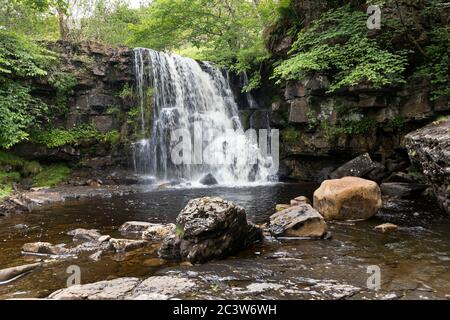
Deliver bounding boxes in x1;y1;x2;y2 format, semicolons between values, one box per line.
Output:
32;164;71;188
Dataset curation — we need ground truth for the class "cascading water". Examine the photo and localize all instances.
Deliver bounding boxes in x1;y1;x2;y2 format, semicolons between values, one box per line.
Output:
132;48;275;185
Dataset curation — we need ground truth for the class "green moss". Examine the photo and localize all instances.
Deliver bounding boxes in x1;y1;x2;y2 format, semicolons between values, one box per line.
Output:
31;125;121;148
32;164;71;188
118;84;135;100
175;225;184;238
281;126;300;143
0;185;13;199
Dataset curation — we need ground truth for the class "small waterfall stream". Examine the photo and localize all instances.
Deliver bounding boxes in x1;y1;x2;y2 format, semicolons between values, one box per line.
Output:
132;48;274;185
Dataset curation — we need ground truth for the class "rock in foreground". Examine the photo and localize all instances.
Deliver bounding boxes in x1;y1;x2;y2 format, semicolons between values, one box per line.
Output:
269;204;328;238
313;177;382;221
158;197;262;264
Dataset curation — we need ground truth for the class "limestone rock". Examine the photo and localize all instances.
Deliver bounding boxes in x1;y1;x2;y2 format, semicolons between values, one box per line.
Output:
67;228;102;243
119;221;153;235
158;197;262;264
22;242;68;255
269;204;328;238
109;238;148;253
141;223;176;241
313;177;382;221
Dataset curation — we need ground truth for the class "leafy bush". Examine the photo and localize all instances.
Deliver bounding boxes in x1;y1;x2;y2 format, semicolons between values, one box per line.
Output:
48;71;77;108
272;6;408;92
0;30;55;148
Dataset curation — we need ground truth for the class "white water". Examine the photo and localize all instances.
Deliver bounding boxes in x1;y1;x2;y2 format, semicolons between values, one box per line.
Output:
132;48;274;185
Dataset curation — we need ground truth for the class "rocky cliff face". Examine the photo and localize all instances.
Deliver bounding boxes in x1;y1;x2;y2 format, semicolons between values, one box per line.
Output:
406;117;450;214
11;41;136;168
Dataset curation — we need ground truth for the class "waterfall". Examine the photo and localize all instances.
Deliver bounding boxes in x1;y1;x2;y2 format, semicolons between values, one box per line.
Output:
132;48;274;185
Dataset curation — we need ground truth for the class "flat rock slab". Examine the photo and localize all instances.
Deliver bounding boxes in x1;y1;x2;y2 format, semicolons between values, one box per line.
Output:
48;276;197;300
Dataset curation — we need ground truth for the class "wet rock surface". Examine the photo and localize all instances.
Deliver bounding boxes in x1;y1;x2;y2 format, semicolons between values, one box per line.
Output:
405;117;450;214
269;204;328;238
380;182;429;198
158;197;263;263
314;177;382;220
199;173;218;186
0;263;41;283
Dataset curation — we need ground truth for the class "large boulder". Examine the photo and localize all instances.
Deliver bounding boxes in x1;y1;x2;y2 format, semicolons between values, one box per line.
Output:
158;197;262;264
329;153;376;179
405;117;450;214
313;177;382;221
269;204;328;238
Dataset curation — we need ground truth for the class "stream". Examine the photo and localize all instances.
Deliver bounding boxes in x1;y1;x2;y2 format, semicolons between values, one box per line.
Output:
0;183;449;300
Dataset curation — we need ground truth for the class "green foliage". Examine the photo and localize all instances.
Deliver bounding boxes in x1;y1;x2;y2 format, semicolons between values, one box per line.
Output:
48;71;77;108
272;6;408;92
31;124;121;148
0;30;55;148
0;81;49;148
0;29;55;77
281;126;299;144
129;0;282;89
118;83;135;100
32;163;71;187
416;26;450;100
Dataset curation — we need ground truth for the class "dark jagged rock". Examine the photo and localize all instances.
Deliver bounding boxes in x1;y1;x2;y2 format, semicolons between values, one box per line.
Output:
380;182;429;198
158;197;262;264
405;117;450;214
330;153;377;179
199;173;218;186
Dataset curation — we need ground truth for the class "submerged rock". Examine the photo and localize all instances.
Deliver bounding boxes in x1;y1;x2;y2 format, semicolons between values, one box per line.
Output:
158;197;262;264
0;262;41;283
380;182;429;198
405;117;450;214
330;153;377;179
199;173;218;186
374;223;398;233
119;221;153;235
269;204;328;238
22;242;68;256
313;177;382;221
67;228;102;243
109;238;148;253
141;223;175;241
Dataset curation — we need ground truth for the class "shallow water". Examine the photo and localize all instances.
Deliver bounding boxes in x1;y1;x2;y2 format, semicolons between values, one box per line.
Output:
0;183;449;299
